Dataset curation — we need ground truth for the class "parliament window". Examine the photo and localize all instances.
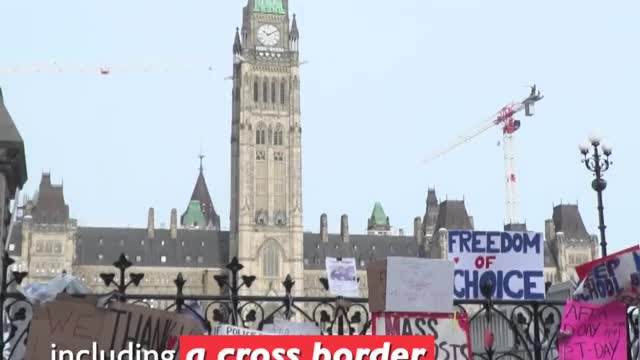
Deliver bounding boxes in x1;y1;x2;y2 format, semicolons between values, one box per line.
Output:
263;78;268;102
274;152;284;161
254;81;259;102
256;126;266;145
274;127;283;146
98;254;103;260
197;256;204;264
262;241;280;278
161;256;167;263
136;256;142;262
271;80;276;103
256;150;266;161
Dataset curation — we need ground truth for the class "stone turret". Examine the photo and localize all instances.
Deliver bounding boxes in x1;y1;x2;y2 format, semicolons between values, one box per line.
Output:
147;208;155;239
320;214;328;243
341;215;349;243
170;209;178;240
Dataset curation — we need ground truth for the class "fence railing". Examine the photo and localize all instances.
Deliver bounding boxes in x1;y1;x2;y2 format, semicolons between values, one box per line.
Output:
1;253;639;360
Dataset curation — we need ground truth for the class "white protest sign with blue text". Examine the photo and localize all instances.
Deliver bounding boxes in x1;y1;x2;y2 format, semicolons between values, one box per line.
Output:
448;230;545;300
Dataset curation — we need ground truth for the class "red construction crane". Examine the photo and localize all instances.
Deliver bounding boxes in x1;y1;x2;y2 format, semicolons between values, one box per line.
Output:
424;85;544;225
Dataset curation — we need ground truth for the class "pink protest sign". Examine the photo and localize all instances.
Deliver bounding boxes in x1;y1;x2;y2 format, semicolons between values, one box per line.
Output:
559;300;627;360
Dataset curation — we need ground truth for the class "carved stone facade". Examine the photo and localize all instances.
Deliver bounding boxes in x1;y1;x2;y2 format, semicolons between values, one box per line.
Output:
229;0;304;297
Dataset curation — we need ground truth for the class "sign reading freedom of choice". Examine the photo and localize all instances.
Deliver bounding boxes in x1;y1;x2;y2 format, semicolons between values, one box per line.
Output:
448;230;545;300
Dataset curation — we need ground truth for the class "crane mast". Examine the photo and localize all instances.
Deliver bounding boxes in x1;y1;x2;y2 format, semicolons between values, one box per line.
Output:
425;85;544;225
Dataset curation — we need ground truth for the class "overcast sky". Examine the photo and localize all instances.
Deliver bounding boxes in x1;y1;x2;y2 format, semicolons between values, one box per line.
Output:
1;0;638;253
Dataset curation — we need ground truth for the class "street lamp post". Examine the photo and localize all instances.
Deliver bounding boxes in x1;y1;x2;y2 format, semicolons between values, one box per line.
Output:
579;134;612;258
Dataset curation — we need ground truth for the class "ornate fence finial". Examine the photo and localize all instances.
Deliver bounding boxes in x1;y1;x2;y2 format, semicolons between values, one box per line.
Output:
99;253;144;301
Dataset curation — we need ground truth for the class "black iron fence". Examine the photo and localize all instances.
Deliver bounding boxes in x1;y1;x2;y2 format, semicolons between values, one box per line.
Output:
1;253;639;360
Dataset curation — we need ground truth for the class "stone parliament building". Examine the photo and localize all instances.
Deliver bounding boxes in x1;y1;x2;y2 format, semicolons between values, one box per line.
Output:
6;0;597;305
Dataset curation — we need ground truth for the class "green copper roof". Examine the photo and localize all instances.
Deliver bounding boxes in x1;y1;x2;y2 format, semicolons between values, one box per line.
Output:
255;0;285;14
370;202;389;226
182;200;207;227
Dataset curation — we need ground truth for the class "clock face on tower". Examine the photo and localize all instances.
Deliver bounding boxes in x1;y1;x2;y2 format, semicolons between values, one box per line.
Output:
257;24;280;47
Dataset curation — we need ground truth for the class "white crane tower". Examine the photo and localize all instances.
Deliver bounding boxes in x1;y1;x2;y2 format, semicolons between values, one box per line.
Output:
424;85;544;225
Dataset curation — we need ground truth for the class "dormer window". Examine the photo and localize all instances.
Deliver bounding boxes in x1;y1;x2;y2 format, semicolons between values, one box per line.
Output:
99;237;104;245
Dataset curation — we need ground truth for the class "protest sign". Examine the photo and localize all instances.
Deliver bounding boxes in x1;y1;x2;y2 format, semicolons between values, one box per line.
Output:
572;246;640;305
262;321;321;335
558;300;627;360
372;312;471;360
575;245;640;280
211;324;274;336
24;295;203;360
367;257;454;313
448;230;545;300
326;257;359;297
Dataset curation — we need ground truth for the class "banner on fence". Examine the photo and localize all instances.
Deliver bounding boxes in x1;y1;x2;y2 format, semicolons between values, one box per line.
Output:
573;245;640;305
371;312;471;360
24;295;203;360
263;321;322;335
447;230;545;300
326;257;359;297
558;300;627;360
367;257;454;313
211;324;274;336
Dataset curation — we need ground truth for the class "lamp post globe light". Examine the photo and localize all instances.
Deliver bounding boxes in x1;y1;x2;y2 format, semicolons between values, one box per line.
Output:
579;132;613;258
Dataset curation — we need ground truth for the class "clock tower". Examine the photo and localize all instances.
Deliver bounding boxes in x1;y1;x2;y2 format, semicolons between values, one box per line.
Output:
230;0;304;295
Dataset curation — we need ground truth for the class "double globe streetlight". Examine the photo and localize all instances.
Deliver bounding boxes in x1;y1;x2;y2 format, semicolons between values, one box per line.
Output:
579;133;613;258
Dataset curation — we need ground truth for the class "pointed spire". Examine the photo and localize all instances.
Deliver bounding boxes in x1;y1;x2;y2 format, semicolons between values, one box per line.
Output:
233;27;242;54
181;154;221;230
290;14;299;40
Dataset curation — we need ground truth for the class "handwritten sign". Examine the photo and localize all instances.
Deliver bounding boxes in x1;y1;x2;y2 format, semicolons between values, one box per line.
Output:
573;245;640;305
575;246;640;280
211;325;273;336
263;321;321;335
448;230;545;300
559;301;627;360
372;312;471;360
24;295;203;360
326;257;359;297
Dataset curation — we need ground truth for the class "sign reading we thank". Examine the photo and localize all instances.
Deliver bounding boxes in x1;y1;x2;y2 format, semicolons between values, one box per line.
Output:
448;230;545;300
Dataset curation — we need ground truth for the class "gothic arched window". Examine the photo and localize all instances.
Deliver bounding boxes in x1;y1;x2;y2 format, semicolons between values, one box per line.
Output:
263;77;269;103
274;125;283;146
280;79;287;105
271;79;277;103
254;80;259;102
256;123;266;145
262;240;281;278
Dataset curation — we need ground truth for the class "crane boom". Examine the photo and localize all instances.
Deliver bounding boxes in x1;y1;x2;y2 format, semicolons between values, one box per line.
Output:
423;110;503;164
424;86;543;164
424;85;544;225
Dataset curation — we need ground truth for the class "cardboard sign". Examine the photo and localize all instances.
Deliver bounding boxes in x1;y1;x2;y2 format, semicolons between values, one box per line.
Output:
262;321;321;335
573;246;640;305
24;295;203;360
326;257;359;297
372;312;471;360
448;230;545;300
367;257;454;313
559;301;627;360
211;324;274;336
